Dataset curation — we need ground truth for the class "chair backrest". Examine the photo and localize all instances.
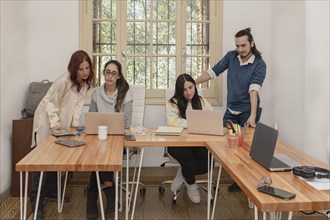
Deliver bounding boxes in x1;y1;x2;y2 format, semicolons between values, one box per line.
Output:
130;84;146;127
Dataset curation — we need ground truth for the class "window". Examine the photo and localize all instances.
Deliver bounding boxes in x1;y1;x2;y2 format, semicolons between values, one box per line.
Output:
80;0;223;104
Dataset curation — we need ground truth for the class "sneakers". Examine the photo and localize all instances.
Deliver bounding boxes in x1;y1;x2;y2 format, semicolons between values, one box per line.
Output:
185;182;200;203
171;167;185;193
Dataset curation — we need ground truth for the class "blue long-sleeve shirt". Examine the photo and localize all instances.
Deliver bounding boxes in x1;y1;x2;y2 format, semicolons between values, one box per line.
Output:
209;50;266;112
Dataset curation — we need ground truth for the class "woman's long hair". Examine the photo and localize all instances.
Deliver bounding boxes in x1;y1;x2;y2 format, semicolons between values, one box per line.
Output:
103;60;129;112
67;50;94;91
169;73;203;119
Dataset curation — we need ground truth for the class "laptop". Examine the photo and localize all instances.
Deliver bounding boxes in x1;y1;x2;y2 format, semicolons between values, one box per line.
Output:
186;109;227;136
55;138;86;147
249;122;301;171
84;112;125;135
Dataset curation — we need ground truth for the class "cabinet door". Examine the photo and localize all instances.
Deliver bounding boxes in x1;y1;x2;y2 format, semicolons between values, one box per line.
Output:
11;118;33;196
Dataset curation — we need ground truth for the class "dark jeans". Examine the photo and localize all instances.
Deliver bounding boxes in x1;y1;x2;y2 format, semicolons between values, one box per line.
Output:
88;172;114;191
29;172;57;210
223;107;262;127
168;146;209;185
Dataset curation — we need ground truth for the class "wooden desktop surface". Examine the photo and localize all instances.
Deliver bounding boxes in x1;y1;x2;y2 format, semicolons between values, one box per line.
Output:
16;134;124;172
206;127;330;212
124;128;227;147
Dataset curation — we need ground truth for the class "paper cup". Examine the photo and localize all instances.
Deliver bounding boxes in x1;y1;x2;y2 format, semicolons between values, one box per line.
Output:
98;126;108;141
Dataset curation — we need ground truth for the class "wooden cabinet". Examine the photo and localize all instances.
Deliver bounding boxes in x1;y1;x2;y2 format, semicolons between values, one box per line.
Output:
11;118;33;196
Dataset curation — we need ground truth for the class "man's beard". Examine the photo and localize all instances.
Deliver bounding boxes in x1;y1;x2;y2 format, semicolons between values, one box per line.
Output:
239;48;252;59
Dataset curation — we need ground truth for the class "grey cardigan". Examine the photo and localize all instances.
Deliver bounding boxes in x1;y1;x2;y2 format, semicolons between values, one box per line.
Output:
89;83;133;128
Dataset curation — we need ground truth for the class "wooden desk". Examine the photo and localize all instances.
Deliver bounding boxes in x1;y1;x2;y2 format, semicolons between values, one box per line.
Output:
126;128;330;220
206;127;330;219
16;134;124;220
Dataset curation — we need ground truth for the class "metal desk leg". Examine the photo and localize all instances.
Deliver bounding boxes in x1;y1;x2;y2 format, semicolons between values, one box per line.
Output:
126;153;129;220
254;205;258;220
288;211;293;220
20;171;29;220
211;164;222;220
119;169;123;212
33;171;44;220
130;147;144;220
115;171;119;220
96;171;105;220
20;172;23;220
58;171;68;213
248;197;254;209
207;154;212;220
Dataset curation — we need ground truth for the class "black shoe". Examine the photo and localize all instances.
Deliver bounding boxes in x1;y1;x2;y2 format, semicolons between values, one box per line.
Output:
86;190;99;219
228;182;242;192
44;193;70;203
104;187;115;218
33;210;44;220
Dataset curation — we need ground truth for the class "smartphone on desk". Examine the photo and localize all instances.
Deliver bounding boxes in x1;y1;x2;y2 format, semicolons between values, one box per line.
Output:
257;186;296;200
125;134;136;141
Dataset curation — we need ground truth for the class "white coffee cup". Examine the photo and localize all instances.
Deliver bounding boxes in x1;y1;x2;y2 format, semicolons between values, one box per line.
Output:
98;126;108;141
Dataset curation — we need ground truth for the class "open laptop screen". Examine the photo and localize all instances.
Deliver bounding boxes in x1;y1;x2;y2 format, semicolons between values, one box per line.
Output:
84;112;125;135
249;122;279;169
186;110;226;136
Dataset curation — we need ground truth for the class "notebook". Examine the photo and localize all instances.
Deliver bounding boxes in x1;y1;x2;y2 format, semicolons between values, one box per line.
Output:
84;112;125;135
249;122;301;171
155;126;183;136
186;109;227;136
55;138;86;147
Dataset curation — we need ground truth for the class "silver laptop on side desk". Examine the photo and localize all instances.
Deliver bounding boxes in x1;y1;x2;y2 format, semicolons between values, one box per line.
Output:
249;122;301;171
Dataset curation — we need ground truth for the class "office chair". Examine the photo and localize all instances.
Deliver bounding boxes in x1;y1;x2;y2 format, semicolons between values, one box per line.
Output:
120;84;146;211
159;88;214;204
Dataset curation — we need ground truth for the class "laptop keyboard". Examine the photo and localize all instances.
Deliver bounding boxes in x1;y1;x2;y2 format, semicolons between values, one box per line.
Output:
271;157;290;168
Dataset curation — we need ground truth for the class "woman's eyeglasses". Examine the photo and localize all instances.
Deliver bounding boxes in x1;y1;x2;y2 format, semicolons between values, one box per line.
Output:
257;176;272;189
104;70;118;77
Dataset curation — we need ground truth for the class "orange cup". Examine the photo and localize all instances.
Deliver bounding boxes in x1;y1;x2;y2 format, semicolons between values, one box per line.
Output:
237;133;244;146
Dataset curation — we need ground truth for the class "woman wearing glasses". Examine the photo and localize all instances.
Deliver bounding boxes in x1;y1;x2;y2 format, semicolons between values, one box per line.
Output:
166;73;213;203
86;60;133;219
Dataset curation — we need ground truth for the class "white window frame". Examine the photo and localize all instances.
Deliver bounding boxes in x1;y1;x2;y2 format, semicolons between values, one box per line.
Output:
79;0;223;105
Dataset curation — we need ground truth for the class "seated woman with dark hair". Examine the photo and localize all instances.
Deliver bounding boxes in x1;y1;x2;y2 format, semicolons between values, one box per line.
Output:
166;73;213;203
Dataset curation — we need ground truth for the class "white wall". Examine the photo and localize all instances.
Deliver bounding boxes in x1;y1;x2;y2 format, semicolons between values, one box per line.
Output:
1;1;329;198
270;1;306;149
0;1;79;199
304;1;329;163
270;0;329;164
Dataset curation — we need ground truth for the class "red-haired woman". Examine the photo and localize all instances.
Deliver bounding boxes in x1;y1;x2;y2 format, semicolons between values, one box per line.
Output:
29;50;94;220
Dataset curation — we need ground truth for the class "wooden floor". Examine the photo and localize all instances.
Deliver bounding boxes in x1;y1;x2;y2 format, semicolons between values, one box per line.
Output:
0;168;326;220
